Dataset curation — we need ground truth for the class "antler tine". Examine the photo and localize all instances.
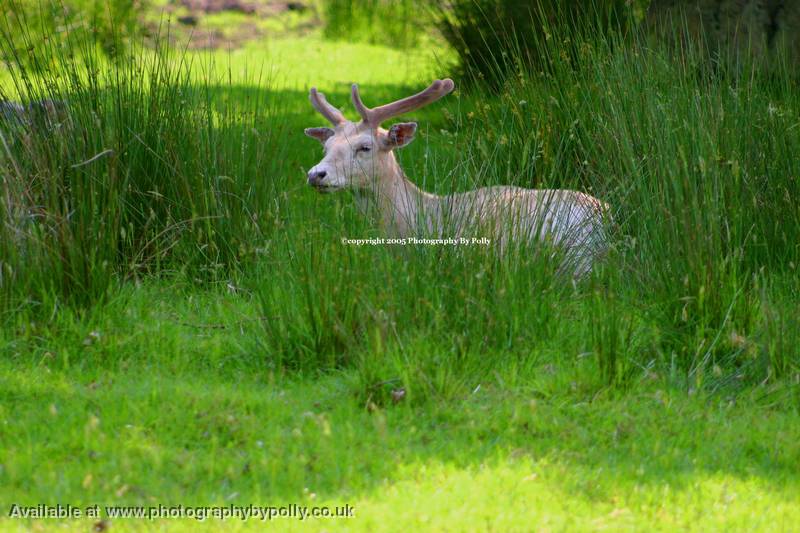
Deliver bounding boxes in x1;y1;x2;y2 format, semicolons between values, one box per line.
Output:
351;83;371;124
309;87;346;126
351;79;455;127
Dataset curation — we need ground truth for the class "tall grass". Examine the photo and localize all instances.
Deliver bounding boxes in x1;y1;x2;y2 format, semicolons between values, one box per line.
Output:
1;1;797;399
0;9;289;313
253;6;800;396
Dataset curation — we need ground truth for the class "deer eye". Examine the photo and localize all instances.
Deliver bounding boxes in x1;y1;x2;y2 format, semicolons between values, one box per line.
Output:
356;144;371;153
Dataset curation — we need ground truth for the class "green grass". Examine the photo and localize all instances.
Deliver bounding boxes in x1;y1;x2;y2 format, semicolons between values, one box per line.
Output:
2;284;799;531
1;1;800;530
321;0;428;49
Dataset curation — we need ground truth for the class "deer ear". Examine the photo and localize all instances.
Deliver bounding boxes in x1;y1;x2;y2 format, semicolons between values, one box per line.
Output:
305;127;334;143
383;122;417;149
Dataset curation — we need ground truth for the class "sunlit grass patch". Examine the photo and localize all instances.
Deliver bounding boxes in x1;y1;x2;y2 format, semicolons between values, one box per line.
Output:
2;314;798;531
1;1;800;529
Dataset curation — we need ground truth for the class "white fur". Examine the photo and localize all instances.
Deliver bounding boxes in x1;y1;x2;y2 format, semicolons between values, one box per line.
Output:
305;84;610;277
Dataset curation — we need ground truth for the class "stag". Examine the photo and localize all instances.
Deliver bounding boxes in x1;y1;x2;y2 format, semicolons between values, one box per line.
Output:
304;79;609;276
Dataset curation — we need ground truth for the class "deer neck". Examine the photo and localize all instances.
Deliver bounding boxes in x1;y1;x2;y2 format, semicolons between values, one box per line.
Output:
356;152;441;237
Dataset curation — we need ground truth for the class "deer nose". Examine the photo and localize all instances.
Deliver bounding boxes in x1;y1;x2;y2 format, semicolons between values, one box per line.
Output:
307;170;327;187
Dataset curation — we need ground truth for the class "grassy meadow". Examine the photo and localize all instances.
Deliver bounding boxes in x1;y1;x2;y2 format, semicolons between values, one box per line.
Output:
1;1;799;530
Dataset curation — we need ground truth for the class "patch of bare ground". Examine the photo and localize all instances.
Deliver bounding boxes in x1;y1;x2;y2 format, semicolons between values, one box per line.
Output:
152;0;313;50
182;22;263;50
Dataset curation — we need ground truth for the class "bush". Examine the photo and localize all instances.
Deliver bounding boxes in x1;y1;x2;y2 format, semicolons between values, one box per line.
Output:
432;0;638;88
1;0;148;64
321;0;425;49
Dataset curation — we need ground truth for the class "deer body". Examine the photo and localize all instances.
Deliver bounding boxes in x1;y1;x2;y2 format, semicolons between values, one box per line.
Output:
304;79;609;276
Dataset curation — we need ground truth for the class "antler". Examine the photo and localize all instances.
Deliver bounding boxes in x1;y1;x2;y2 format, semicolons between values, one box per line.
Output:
351;79;455;127
309;87;346;126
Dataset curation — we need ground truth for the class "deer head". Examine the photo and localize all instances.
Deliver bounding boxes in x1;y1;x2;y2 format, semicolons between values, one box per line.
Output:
304;79;455;192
